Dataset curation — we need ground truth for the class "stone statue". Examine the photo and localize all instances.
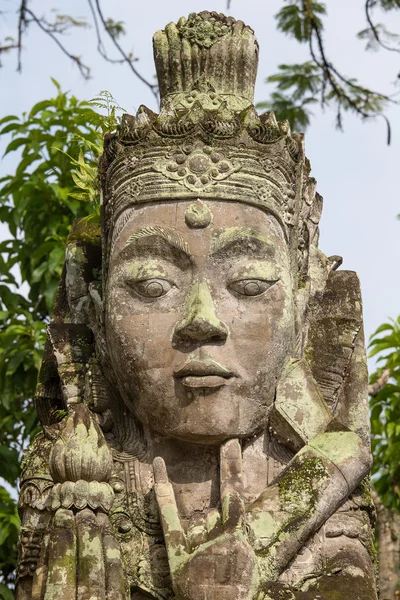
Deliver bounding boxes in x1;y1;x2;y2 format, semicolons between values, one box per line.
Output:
16;12;378;600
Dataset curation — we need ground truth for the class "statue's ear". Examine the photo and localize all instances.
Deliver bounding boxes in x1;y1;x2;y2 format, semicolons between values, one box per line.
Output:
64;216;102;324
35;217;102;426
304;269;369;446
274;270;369;452
294;241;340;358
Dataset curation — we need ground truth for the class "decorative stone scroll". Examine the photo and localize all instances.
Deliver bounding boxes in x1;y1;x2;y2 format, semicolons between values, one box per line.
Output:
16;10;377;600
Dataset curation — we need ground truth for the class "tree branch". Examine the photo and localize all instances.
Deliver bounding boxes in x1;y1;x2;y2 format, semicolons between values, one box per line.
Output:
17;0;27;71
304;0;394;143
93;0;159;104
5;0;159;97
87;0;125;64
24;7;91;79
365;0;400;53
0;43;20;54
368;368;391;397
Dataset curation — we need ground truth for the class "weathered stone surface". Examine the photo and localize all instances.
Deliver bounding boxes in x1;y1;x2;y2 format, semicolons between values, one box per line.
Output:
16;11;377;600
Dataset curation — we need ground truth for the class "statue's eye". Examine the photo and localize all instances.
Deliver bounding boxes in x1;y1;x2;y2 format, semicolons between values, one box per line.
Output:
228;279;277;297
128;279;172;298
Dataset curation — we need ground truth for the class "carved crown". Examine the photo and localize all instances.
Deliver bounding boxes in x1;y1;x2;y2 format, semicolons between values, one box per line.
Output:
100;11;322;269
154;12;259;108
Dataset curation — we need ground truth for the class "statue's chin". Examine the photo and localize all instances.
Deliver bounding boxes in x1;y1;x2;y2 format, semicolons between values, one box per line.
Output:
142;407;270;446
157;427;265;446
108;354;288;447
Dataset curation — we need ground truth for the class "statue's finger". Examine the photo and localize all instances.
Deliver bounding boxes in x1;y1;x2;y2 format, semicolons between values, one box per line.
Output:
43;508;76;600
187;512;207;551
31;552;48;600
220;439;245;532
206;508;222;540
97;512;126;600
76;509;106;600
153;456;188;570
220;438;244;494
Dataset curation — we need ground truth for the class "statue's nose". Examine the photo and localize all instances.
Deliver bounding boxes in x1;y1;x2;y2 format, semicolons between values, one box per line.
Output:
173;282;229;343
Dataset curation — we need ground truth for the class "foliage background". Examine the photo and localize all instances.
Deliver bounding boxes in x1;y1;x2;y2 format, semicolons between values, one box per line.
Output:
0;84;103;593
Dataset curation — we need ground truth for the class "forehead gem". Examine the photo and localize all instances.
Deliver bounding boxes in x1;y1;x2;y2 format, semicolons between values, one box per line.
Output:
184;200;212;229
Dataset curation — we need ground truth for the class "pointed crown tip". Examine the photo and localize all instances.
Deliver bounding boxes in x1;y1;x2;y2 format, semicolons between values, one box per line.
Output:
153;12;259;105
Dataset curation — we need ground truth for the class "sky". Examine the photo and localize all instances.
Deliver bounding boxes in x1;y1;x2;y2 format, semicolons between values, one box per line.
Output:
1;0;399;355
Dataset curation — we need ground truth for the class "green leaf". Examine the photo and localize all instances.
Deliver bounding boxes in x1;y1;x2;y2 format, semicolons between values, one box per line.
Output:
3;137;30;156
0;447;19;485
0;582;14;600
275;2;326;42
0;115;19;126
28;100;54;119
1;324;30;337
0;122;21;136
257;92;315;130
50;77;61;91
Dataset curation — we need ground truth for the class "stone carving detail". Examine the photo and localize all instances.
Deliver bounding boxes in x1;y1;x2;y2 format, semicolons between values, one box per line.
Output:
177;13;231;48
17;529;43;580
154;143;240;191
185;200;212;229
16;10;377;600
164;87;251;113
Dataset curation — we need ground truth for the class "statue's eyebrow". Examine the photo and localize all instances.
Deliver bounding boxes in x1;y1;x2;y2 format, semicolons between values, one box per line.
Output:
118;226;191;264
211;227;275;258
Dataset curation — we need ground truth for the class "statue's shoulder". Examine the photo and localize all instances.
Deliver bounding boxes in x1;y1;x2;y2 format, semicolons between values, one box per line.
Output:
19;424;61;512
20;424;61;484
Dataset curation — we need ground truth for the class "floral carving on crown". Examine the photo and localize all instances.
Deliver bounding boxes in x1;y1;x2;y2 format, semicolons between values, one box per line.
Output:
253;182;296;228
153;143;240;192
127;179;144;199
164;86;252;113
178;13;231;48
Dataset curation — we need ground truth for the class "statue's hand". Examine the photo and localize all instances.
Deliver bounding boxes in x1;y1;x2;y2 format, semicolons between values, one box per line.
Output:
153;440;259;600
36;507;126;600
245;429;371;584
33;405;127;599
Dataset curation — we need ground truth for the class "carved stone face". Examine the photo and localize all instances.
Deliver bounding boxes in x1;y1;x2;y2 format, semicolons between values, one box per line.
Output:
105;200;295;444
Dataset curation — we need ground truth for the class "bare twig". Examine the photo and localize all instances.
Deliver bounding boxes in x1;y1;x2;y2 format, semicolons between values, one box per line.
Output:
17;0;27;71
5;0;158;96
305;1;394;144
368;368;391;397
380;113;392;144
87;0;125;64
365;0;400;53
0;43;20;54
93;0;159;103
24;7;91;79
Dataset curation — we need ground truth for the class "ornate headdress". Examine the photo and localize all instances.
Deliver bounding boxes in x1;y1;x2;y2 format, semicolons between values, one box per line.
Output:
100;11;322;272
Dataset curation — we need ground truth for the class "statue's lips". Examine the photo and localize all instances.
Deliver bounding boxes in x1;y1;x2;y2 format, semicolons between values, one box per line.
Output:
174;360;235;389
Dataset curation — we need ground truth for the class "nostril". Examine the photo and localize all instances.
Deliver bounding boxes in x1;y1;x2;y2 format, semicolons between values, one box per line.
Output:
209;334;226;344
173;319;228;343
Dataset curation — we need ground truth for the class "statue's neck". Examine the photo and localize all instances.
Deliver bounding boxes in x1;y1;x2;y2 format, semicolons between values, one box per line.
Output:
134;431;287;519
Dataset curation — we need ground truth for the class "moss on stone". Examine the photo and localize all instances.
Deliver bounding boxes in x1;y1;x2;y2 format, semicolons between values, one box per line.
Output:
67;215;101;246
279;457;327;524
